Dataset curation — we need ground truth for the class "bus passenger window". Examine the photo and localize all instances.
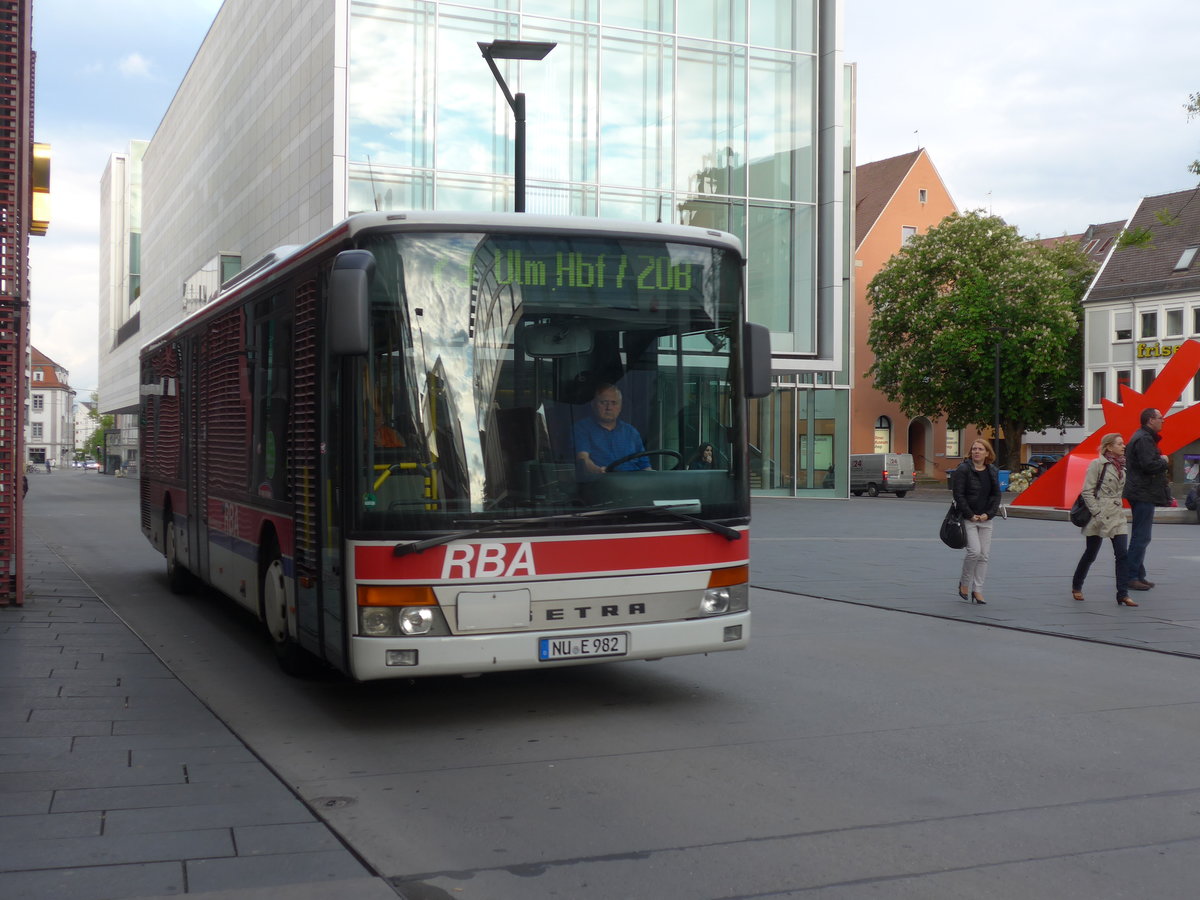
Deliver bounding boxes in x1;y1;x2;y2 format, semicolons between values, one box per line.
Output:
252;296;292;500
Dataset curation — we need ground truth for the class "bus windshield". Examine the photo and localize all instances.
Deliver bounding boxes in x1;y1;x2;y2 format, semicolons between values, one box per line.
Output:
349;229;747;532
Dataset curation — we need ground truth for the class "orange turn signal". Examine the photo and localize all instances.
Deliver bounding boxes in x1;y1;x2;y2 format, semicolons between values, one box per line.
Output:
357;585;437;607
708;565;748;588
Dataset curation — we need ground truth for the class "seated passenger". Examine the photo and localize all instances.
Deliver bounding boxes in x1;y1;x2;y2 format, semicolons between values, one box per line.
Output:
574;383;650;474
688;442;715;470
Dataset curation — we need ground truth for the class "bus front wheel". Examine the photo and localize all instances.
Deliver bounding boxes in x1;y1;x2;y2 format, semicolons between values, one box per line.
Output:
260;534;315;677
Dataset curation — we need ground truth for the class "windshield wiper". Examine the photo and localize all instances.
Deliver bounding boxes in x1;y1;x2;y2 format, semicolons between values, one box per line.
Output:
624;504;743;541
392;505;741;556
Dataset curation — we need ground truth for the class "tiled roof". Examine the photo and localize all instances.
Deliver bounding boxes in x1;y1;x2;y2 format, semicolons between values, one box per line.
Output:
1032;220;1125;267
1086;188;1200;303
855;149;923;248
30;346;69;389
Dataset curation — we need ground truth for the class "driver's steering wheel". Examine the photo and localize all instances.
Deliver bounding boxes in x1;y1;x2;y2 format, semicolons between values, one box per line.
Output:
604;449;683;471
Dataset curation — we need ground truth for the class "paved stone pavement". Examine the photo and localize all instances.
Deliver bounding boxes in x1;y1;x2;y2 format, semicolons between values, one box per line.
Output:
2;480;1198;898
751;490;1200;658
0;528;399;899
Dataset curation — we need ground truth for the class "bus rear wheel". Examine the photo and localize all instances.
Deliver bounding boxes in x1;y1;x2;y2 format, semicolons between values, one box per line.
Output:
260;535;317;677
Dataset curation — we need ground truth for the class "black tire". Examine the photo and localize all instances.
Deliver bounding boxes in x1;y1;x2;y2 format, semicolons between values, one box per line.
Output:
895;491;907;498
866;483;879;497
851;490;863;497
164;508;193;595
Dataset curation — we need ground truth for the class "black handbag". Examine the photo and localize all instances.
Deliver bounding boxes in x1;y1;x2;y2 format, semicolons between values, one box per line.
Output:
939;502;967;549
1069;462;1108;528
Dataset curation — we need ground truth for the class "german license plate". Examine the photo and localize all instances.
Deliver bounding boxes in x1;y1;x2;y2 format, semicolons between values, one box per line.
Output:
538;632;628;661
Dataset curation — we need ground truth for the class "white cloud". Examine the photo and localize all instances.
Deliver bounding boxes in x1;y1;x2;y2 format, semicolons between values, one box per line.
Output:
848;0;1200;237
118;53;154;80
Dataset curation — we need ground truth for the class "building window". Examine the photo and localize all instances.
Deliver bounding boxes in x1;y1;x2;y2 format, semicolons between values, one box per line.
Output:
1193;307;1200;335
1114;310;1132;341
1140;367;1156;393
918;188;927;203
901;226;917;245
31;423;43;439
1140;311;1157;339
873;416;891;453
1167;308;1183;337
31;394;43;411
1194;369;1200;403
1174;246;1198;271
33;370;43;381
1091;371;1106;405
946;429;960;457
1116;370;1131;397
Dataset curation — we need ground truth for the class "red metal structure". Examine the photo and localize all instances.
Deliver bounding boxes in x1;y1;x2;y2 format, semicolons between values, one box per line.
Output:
0;1;35;606
1012;340;1200;510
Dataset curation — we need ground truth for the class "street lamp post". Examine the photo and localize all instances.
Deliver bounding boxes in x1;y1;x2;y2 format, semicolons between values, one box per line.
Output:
994;340;1001;463
478;39;556;213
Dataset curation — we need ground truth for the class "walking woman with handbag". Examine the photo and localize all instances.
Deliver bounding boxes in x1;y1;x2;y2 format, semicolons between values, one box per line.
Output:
1072;432;1135;606
952;438;1002;604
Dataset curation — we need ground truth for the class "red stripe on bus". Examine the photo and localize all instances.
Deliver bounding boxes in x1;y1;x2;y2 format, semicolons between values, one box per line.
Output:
353;531;748;581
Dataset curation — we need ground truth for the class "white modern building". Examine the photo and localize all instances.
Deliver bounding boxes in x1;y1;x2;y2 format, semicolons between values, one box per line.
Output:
98;140;147;471
101;0;851;495
74;397;99;458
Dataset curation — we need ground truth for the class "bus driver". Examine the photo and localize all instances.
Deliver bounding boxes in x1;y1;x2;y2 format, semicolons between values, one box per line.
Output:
574;383;650;474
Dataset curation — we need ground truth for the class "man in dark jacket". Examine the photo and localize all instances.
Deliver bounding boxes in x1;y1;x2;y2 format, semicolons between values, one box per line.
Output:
1123;408;1169;591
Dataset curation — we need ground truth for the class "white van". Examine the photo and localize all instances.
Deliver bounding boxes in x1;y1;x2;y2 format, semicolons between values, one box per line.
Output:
849;453;916;497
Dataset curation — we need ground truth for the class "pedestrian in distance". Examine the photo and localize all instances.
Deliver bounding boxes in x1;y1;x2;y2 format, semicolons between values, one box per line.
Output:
1123;408;1170;592
952;437;1001;605
1071;432;1135;606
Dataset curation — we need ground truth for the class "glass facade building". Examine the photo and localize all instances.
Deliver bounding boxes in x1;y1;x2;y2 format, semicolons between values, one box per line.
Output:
112;0;849;496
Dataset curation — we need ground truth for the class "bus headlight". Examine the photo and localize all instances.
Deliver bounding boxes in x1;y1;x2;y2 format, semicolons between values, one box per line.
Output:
701;583;748;616
357;604;450;637
362;607;395;636
399;607;434;635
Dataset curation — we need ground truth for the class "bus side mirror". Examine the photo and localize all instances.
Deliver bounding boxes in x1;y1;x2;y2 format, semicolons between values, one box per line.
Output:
743;322;771;398
328;249;375;355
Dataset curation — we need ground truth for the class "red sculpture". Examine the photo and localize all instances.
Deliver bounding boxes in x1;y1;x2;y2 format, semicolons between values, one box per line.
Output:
1012;338;1200;508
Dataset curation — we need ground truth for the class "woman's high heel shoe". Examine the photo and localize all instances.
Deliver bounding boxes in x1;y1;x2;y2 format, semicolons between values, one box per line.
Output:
1071;589;1085;602
958;584;968;601
1117;595;1138;607
971;592;987;605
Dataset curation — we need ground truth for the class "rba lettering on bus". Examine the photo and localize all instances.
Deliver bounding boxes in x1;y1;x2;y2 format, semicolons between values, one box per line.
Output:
442;542;536;579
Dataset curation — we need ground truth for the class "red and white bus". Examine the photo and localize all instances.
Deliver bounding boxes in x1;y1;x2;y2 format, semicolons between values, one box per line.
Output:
140;212;769;680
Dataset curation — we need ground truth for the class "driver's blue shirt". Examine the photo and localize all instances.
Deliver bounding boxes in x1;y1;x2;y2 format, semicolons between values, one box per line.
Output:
573;417;650;471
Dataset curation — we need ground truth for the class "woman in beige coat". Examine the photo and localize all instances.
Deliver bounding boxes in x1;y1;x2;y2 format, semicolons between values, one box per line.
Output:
1071;432;1135;606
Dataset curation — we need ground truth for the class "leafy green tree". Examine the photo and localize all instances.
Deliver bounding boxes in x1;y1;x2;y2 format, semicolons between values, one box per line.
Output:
83;413;114;462
866;211;1095;470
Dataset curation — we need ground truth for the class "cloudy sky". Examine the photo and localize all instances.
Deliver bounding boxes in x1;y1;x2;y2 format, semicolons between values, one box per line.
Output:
27;0;1200;396
28;0;221;394
846;1;1200;238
